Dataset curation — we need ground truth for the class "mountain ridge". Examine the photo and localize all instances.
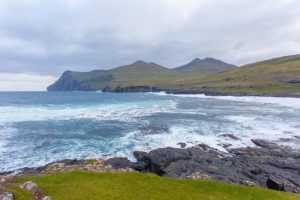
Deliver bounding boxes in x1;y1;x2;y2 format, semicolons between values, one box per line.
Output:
47;57;235;91
172;57;236;73
47;54;300;96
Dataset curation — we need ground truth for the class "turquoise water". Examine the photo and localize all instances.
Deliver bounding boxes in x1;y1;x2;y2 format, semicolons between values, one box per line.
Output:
0;92;299;172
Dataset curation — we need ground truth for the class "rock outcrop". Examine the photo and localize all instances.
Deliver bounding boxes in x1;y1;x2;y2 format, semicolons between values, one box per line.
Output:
21;181;44;200
126;140;300;193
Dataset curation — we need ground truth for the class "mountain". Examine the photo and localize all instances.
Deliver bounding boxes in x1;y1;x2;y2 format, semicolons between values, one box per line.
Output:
48;58;235;91
174;54;300;96
47;54;300;96
172;58;236;74
47;70;109;91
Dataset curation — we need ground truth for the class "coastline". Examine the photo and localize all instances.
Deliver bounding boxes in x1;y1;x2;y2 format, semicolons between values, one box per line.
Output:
2;139;300;194
60;86;300;98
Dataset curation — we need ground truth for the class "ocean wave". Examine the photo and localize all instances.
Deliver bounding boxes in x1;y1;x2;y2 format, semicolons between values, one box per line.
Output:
153;92;300;109
0;100;177;124
0;92;300;172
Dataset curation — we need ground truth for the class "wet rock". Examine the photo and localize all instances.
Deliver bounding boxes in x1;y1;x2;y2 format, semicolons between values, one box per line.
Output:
195;143;211;151
131;162;148;171
144;147;192;175
266;177;300;193
207;165;219;174
133;151;147;161
251;139;278;149
21;181;44;200
219;143;232;149
104;157;132;169
138;126;168;135
0;192;13;200
177;142;187;148
218;134;240;140
58;159;85;166
20;159;85;175
131;139;300;193
266;176;285;191
250;168;262;175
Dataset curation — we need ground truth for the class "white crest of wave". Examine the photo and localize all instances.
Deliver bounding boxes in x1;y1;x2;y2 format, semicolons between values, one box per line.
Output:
0;100;177;124
153;92;300;109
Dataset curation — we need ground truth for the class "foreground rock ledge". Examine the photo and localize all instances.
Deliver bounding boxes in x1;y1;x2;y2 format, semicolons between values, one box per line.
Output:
2;139;300;194
107;139;300;194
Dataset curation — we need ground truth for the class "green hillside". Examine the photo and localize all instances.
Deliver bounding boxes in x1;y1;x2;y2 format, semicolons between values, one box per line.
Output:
173;57;235;74
47;58;235;91
6;171;300;200
47;54;300;96
176;54;300;95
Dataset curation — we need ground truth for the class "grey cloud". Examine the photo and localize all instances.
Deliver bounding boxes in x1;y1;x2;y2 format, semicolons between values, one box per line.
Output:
0;0;300;75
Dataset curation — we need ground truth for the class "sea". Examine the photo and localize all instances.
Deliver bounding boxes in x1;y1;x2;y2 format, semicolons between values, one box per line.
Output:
0;91;300;172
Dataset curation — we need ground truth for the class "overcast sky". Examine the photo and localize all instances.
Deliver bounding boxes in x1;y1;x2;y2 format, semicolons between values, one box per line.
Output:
0;0;300;90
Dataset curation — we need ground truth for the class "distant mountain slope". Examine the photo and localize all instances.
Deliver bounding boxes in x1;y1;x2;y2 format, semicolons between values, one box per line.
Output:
48;58;234;91
175;54;300;96
173;58;236;74
47;70;109;91
47;54;300;96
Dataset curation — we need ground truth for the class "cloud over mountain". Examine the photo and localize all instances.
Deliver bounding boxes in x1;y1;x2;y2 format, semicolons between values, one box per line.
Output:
0;0;300;90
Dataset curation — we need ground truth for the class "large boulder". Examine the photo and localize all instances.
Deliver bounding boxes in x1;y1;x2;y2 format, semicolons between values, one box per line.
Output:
104;157;132;169
266;176;285;191
21;181;44;200
266;176;300;193
143;147;192;175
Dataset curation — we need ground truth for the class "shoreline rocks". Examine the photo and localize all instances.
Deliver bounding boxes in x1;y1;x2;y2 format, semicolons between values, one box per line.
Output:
2;139;300;194
21;181;52;200
128;140;300;193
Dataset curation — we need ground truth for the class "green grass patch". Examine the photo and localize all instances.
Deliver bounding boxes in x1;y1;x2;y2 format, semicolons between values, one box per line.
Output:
14;171;300;200
1;183;33;200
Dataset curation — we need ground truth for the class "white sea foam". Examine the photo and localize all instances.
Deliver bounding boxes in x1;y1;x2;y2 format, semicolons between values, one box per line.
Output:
154;92;300;109
1;92;300;172
0;100;177;124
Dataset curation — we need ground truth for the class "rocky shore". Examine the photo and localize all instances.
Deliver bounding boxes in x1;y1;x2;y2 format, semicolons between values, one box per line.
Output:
104;86;300;98
107;139;300;193
1;139;300;196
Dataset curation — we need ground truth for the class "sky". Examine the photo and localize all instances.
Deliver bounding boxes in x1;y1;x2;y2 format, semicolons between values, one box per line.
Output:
0;0;300;91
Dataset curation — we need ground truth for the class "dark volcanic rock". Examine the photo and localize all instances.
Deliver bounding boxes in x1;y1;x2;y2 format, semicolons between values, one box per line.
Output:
104;86;164;93
104;157;132;169
218;134;240;140
133;151;147;161
267;176;285;191
140;147;192;175
131;162;148;171
20;159;85;175
251;139;278;148
133;140;300;193
177;142;187;148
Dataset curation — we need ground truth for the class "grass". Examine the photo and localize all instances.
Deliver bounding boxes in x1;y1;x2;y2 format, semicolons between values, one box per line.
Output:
1;183;33;200
10;171;300;200
48;54;300;95
180;54;300;95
